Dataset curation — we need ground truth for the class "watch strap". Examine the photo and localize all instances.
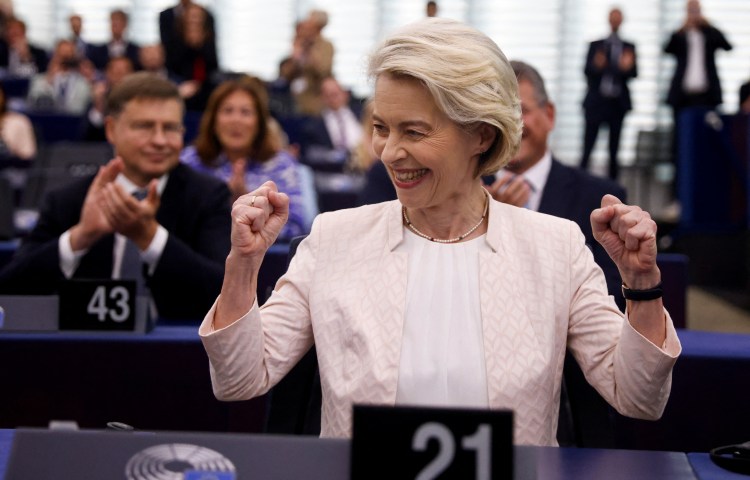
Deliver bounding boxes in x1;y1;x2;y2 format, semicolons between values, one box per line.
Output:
621;282;663;301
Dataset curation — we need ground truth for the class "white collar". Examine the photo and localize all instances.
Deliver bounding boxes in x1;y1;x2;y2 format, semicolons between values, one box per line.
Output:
514;150;552;195
116;172;169;196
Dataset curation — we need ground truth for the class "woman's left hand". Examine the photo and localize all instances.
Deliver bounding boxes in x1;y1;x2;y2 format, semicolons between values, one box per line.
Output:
590;194;660;289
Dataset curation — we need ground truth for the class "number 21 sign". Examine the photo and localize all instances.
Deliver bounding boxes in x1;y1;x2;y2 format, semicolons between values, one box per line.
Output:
351;405;513;479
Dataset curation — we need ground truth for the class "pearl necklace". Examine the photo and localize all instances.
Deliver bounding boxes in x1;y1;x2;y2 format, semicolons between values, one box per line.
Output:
402;195;489;244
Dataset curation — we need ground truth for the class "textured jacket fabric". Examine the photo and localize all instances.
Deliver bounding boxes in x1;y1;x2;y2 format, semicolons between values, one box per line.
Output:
201;199;681;445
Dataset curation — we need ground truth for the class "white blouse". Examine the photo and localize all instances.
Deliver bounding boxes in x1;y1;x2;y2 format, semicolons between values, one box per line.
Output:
395;229;491;408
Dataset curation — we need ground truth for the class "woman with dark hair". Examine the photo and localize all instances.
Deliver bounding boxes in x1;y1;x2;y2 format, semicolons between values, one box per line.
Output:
165;3;218;112
181;76;314;240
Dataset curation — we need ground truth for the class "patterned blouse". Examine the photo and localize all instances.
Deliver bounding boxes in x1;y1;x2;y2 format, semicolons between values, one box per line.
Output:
180;146;310;240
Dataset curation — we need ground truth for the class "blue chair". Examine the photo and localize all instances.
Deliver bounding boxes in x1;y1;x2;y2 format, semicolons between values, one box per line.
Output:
26;112;85;144
657;253;689;329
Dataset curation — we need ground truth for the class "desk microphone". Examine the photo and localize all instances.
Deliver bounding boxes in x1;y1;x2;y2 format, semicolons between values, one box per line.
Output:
106;421;135;431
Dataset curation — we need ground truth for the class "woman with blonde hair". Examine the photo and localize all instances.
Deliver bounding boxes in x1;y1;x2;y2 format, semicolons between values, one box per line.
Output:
200;18;680;445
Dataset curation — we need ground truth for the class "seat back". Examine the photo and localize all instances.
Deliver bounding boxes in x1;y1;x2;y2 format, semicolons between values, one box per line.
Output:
657;252;689;329
634;129;672;168
20;142;113;210
0;176;14;239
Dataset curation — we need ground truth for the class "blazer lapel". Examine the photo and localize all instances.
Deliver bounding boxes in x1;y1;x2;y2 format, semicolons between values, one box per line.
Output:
374;202;408;402
155;165;185;231
480;200;544;407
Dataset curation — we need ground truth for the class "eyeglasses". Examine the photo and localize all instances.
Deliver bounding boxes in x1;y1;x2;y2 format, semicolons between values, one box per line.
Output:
128;121;185;140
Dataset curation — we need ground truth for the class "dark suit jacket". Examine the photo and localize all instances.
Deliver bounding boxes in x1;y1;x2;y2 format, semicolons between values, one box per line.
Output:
298;102;365;160
88;41;141;71
538;158;626;309
357;160;396;206
664;25;732;108
0;163;232;320
583;38;637;112
0;40;49;73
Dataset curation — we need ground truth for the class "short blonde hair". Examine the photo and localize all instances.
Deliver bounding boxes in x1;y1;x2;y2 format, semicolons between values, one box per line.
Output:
368;18;522;176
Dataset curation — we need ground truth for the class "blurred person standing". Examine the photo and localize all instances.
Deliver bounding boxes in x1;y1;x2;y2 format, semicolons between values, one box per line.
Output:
159;0;215;66
89;10;141;72
164;3;218;112
663;0;732;218
68;14;92;62
292;10;334;115
580;7;637;181
665;0;732;123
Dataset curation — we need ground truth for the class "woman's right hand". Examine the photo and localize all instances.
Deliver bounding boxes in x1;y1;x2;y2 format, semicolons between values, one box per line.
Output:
230;181;289;260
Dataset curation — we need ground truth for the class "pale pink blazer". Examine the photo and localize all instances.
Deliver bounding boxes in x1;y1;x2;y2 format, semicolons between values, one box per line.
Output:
200;199;681;446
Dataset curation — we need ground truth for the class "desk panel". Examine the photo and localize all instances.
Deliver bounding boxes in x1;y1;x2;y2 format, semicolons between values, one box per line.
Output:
688;453;750;480
0;429;700;480
614;330;750;452
0;327;266;433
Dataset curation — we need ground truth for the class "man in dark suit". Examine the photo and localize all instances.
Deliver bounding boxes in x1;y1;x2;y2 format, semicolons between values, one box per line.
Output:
665;0;732;123
0;17;48;77
486;60;626;309
663;0;731;211
298;76;363;168
580;7;637;181
0;72;232;320
88;9;141;71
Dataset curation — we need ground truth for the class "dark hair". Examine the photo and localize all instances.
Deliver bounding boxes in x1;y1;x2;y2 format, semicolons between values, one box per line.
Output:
110;9;129;23
194;76;277;165
105;71;184;117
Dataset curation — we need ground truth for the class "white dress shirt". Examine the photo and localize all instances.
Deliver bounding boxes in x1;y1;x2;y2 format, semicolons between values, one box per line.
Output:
395;230;490;408
322;107;362;152
683;28;708;94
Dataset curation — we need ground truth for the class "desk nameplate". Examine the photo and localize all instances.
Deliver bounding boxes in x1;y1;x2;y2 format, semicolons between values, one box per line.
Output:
351;405;513;480
0;293;151;334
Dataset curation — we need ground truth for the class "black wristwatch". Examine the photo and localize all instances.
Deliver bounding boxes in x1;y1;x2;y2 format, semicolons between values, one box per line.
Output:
621;282;663;301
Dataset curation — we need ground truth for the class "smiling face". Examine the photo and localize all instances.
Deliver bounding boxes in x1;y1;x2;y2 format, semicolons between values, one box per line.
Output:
371;73;487;211
505;78;554;174
214;89;258;158
105;97;184;187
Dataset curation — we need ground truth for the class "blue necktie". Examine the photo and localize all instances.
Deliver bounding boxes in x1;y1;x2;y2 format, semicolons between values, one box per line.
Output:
120;190;147;294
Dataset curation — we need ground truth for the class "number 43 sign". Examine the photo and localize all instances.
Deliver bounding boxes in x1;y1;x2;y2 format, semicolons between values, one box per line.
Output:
351;405;513;480
59;279;137;331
